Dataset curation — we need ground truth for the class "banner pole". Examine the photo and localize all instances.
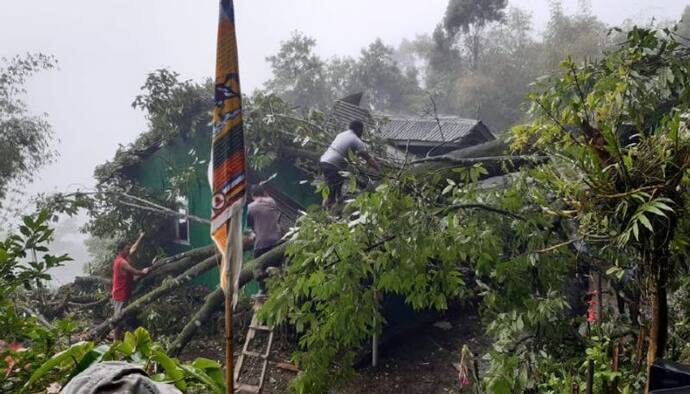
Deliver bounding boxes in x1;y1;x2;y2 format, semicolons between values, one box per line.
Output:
225;269;233;393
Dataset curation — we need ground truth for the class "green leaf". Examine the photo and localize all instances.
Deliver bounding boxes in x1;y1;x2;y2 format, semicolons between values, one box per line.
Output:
491;377;512;394
71;344;110;377
25;341;94;388
516;315;525;331
637;214;653;232
192;358;225;389
180;364;225;394
192;357;222;370
133;327;153;357
151;348;186;391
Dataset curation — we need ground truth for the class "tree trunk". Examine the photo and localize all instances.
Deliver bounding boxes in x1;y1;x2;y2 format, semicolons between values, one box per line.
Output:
147;237;252;270
87;254;220;341
168;287;224;356
149;244;217;269
74;275;112;288
167;242;289;355
645;252;669;392
133;256;198;295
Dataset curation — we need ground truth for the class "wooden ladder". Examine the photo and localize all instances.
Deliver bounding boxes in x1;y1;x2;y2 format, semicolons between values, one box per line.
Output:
234;294;274;394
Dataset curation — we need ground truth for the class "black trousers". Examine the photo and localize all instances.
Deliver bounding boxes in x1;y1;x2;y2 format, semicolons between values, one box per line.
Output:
319;161;344;202
254;246;273;292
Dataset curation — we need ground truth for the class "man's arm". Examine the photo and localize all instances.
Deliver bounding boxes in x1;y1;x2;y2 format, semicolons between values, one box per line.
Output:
359;151;381;173
120;259;149;276
129;232;144;256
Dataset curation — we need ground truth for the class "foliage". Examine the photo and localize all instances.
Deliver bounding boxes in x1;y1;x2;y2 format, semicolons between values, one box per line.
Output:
350;39;424;112
443;0;507;68
541;2;610;71
0;210;73;392
451;7;543;129
259;164;564;392
25;327;225;394
512;26;690;388
83;235;118;276
253;25;690;393
0;53;57;220
265;32;331;110
70;70;216;273
264;33;425;113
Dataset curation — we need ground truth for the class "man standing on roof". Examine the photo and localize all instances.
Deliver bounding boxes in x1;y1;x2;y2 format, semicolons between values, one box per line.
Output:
111;232;149;340
319;119;381;208
247;184;282;293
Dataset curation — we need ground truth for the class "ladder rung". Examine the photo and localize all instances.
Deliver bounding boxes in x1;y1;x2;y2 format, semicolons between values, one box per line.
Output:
249;324;273;332
235;382;261;393
243;349;268;359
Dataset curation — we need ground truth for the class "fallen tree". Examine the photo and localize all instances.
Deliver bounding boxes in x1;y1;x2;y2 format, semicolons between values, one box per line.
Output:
87;242;288;344
74;275;111;288
168;243;288;355
88;254;220;340
71;237;253;296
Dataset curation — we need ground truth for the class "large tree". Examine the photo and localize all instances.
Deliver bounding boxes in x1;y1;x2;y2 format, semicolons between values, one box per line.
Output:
265;31;330;110
514;27;690;392
541;1;610;70
0;54;57;218
350;39;424;113
443;0;508;69
452;7;541;131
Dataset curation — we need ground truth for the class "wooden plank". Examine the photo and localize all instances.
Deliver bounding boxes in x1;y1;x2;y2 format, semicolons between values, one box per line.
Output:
249;325;272;331
236;382;261;393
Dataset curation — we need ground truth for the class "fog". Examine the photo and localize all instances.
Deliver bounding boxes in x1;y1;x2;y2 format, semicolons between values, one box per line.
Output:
0;0;686;283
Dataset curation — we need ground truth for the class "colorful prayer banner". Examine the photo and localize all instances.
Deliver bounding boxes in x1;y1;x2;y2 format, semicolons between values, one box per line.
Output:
211;0;246;303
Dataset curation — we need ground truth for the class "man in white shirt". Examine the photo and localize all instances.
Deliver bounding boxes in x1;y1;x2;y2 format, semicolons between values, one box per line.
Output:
319;120;381;208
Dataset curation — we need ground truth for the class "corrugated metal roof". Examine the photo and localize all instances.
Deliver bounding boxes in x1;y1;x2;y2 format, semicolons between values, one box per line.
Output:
325;100;375;132
379;117;485;143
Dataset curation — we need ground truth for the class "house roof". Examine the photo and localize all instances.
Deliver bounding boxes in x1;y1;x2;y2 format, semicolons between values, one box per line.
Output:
325;93;495;147
325;99;375;132
379;116;494;144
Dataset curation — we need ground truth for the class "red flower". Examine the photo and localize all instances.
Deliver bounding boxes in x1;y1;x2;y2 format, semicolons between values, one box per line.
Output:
4;355;16;378
586;294;598;323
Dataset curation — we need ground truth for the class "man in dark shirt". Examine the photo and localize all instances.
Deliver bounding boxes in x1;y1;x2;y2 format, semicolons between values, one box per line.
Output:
319;120;380;208
247;184;282;258
247;184;282;293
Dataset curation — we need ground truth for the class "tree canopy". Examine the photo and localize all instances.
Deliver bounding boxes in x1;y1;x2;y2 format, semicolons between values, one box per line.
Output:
0;54;57;219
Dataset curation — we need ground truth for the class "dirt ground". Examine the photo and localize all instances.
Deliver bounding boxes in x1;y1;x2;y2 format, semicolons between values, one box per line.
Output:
181;305;489;394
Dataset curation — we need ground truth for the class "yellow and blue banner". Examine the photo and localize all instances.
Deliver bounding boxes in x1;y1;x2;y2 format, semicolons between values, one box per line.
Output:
211;0;245;304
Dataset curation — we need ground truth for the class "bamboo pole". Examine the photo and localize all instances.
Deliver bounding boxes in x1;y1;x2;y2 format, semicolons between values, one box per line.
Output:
372;290;380;367
225;270;234;393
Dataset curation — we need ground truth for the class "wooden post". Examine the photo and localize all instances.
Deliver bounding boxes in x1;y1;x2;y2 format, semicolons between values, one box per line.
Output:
611;340;620;393
371;329;379;367
225;270;234;393
372;290;380;367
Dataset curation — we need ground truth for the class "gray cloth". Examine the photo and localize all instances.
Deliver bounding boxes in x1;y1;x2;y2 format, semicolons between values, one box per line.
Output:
319;129;367;169
61;361;181;394
111;300;124;317
247;196;282;251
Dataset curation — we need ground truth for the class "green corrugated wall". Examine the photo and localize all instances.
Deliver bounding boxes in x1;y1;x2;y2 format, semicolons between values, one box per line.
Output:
129;131;318;291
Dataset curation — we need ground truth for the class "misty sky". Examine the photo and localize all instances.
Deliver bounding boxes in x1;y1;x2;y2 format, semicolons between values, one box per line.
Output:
1;1;688;282
2;0;687;199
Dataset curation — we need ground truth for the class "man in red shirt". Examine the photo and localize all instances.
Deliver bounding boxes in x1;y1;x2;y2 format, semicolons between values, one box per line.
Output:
111;232;149;340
